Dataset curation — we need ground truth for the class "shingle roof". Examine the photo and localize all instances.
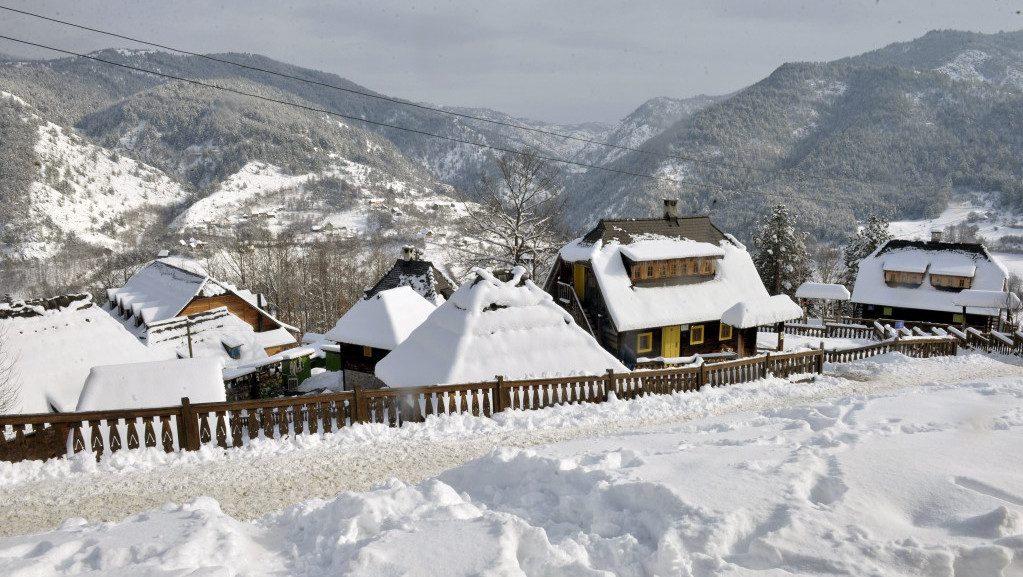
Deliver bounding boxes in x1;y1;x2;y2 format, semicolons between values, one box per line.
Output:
581;215;727;246
364;259;453;303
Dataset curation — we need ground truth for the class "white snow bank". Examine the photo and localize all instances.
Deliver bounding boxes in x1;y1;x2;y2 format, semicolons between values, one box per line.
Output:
2;353;1023;575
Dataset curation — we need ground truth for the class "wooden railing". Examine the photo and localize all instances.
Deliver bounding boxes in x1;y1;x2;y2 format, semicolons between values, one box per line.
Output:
556;281;595;337
0;337;961;464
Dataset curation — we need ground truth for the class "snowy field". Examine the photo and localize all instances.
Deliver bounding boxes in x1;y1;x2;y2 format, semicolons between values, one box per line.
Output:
2;353;1023;575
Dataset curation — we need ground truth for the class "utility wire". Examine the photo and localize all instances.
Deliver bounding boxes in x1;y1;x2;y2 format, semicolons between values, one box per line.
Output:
0;34;886;210
0;4;942;193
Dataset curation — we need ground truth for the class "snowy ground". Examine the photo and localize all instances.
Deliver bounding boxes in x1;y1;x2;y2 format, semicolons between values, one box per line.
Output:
2;352;1023;575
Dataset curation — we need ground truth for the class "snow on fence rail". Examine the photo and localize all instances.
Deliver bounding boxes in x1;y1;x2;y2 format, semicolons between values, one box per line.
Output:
0;337;958;463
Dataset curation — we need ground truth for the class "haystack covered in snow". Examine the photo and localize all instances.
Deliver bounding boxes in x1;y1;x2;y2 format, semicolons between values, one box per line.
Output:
545;201;801;362
0;295;158;413
323;286;437;389
76;357;226;411
376;267;627;388
850;239;1010;328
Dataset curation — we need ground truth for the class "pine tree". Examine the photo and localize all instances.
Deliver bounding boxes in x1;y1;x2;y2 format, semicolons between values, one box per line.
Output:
752;204;812;299
841;214;892;290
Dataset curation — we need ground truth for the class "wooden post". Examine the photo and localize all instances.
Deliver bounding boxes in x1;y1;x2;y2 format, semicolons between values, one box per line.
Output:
763;352;770;379
352;386;367;424
818;341;825;374
604;369;615;401
495;376;508;413
179;397;201;451
699;361;708;389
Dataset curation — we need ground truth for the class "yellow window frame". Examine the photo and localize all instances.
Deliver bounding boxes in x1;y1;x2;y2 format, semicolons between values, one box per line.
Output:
363;345;373;357
637;332;653;354
719;323;732;341
690;325;705;345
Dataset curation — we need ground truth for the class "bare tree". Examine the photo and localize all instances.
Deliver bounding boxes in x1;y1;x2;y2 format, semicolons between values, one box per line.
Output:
0;324;19;414
457;148;567;280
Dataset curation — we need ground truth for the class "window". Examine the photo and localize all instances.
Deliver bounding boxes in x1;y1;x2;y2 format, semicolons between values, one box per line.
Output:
703;260;712;274
637;332;653;354
953;313;964;324
670;263;677;275
719;323;732;341
681;262;688;275
363;345;373;357
646;265;654;278
690;325;705;345
883;307;893;317
659;264;666;276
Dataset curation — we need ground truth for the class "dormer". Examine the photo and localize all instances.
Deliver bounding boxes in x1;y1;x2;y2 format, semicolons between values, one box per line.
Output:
928;263;975;291
620;240;724;286
221;336;245;360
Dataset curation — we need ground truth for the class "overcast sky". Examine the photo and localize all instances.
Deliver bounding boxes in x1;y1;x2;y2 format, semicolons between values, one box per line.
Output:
1;1;1021;124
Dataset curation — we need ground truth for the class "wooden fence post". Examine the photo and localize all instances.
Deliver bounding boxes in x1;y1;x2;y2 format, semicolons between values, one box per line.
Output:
493;376;506;413
179;397;200;451
352;386;367;424
604;369;615;401
763;352;770;379
699;362;708;389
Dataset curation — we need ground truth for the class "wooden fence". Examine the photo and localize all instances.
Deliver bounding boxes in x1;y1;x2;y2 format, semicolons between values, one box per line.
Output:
0;336;958;464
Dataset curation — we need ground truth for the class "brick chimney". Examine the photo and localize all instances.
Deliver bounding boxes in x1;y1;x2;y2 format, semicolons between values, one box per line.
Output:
663;198;678;221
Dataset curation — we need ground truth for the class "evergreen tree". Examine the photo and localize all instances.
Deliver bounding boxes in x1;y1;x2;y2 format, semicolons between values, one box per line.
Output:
752;204;812;299
841;214;892;289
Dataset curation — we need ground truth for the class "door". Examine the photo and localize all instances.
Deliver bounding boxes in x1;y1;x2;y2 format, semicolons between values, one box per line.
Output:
573;264;586;300
661;325;681;358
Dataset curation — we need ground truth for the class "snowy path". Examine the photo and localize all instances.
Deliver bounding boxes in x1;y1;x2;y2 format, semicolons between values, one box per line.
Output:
3;353;1022;539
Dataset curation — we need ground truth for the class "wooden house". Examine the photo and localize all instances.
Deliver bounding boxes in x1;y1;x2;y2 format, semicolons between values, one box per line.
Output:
543;200;801;364
105;257;297;356
323;286;437;389
850;237;1011;329
364;246;456;304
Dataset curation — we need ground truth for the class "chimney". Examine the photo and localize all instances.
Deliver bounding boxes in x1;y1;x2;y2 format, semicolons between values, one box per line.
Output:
931;229;943;243
402;245;418;261
663;199;678;221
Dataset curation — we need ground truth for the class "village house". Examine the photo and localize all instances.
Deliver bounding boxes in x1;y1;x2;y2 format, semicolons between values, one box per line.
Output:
105;256;298;357
376;267;627;388
364;245;456;304
850;234;1012;329
544;200;801;365
323;286;437;389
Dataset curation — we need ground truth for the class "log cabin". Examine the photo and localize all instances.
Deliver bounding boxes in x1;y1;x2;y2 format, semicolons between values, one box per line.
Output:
543;200;801;365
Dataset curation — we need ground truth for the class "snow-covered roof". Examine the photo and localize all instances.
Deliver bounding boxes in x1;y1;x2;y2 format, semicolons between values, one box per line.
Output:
720;295;804;329
376;267;627;388
952;290;1022;310
851;240;1009;316
0;295;159;414
560;236;776;332
323;286;437;350
144;307;296;368
795;283;851;301
618;240;724;262
76;357;226;411
107;258;296;331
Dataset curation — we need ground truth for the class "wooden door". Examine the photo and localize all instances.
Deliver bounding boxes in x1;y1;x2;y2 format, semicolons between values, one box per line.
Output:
661;325;681;358
573;265;586;300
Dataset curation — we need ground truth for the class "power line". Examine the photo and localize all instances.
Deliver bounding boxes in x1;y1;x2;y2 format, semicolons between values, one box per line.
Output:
0;4;941;193
0;33;885;210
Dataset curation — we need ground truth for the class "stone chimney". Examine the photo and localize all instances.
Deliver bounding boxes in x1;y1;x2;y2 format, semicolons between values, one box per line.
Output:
663;198;678;221
931;229;943;243
402;245;419;261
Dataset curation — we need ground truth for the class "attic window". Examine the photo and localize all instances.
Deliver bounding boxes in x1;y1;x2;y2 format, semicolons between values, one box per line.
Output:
884;270;924;287
221;337;244;360
630;257;717;282
930;274;972;290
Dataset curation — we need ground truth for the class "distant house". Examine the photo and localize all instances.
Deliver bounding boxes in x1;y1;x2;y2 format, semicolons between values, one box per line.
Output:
105;256;297;356
850;238;1011;328
376;267;627;388
544;200;801;364
0;294;158;413
363;245;456;305
323;286;437;389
